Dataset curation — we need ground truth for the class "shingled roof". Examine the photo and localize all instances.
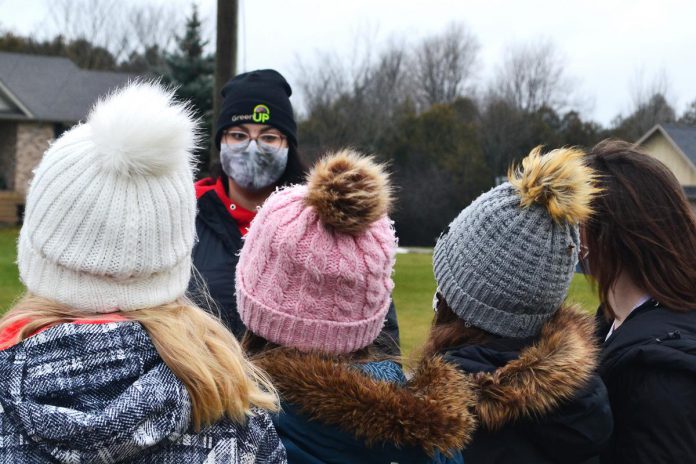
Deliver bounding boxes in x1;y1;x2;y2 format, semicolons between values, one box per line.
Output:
661;123;696;168
0;52;133;123
636;123;696;201
637;123;696;171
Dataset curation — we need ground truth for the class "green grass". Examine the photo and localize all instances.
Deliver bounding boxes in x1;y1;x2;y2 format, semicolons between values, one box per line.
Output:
0;229;598;358
0;228;21;313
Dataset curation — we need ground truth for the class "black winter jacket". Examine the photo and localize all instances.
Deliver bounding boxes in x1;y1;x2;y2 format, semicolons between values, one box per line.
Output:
597;300;696;464
438;306;613;464
190;183;401;354
0;321;286;463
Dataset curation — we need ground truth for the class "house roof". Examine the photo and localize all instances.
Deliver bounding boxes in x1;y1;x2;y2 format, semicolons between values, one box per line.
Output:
684;185;696;201
0;52;134;123
636;123;696;172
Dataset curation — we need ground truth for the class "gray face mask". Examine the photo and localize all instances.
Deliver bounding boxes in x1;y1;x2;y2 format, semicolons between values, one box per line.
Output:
220;140;289;192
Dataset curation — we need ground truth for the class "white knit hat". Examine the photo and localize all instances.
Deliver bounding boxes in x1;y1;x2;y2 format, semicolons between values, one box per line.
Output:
17;82;198;312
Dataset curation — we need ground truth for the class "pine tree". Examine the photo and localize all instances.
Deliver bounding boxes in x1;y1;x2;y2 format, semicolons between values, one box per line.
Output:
163;4;215;175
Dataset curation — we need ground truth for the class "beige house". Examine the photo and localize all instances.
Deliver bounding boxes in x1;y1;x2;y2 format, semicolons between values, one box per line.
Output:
636;123;696;210
0;52;132;223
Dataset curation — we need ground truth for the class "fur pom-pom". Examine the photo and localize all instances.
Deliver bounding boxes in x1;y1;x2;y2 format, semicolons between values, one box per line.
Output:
306;149;392;234
88;81;198;177
508;146;600;224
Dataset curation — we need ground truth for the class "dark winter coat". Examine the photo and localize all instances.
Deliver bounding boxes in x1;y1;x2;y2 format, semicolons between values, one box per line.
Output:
597;299;696;464
0;321;286;463
190;183;402;354
436;305;613;464
254;349;477;464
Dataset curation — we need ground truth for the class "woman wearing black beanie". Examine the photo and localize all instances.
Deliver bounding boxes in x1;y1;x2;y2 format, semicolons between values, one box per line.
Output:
190;69;400;352
191;70;305;336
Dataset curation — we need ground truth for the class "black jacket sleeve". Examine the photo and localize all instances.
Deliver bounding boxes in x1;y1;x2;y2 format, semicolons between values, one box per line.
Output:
601;367;696;464
526;375;613;463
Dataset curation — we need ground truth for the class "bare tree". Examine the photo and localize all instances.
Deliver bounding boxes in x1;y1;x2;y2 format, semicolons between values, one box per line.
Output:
412;23;479;108
629;68;672;111
491;39;573;114
294;37;415;158
295;51;350;114
47;0;181;65
128;2;180;55
613;69;676;139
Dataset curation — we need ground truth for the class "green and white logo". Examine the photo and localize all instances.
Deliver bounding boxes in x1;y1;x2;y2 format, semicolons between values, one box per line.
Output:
253;104;270;123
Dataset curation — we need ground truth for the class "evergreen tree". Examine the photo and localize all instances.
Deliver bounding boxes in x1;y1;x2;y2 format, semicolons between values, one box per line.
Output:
162;4;215;175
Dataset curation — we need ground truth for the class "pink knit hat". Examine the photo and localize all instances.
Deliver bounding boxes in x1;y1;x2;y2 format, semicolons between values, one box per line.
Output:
236;150;396;354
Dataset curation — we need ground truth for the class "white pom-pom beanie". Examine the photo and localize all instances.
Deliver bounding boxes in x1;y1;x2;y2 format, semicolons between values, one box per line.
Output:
17;82;198;312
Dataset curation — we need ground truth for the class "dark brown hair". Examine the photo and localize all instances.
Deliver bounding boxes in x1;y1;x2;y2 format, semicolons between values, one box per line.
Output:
583;139;696;318
420;293;497;359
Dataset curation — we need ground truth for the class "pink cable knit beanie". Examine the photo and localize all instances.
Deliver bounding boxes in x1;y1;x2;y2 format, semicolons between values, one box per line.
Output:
236;150;396;354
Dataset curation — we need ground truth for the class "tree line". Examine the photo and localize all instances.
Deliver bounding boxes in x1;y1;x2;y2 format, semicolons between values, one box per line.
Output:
2;5;694;245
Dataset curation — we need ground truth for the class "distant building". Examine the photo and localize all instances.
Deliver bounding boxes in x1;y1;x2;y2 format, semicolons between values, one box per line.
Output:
636;123;696;211
0;52;133;223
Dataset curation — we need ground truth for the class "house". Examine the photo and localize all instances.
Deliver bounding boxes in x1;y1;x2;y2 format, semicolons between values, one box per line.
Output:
0;52;133;223
636;123;696;210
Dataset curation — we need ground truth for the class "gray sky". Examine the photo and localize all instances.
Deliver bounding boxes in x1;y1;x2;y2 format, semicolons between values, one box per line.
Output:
2;0;695;125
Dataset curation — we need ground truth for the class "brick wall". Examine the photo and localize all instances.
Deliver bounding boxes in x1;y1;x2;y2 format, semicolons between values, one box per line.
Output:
15;122;53;196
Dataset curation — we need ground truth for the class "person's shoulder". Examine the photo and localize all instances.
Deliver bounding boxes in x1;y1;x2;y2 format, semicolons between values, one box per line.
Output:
165;410;283;463
203;408;276;437
602;306;696;374
203;409;284;457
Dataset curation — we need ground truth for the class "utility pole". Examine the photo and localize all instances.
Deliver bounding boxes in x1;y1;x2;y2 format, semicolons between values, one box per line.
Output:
211;0;238;168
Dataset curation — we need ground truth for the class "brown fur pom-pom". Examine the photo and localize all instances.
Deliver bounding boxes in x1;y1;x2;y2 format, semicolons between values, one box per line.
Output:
508;146;601;224
306;149;392;234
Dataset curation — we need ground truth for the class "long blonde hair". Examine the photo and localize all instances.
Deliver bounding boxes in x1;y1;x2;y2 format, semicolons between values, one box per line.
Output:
0;294;279;429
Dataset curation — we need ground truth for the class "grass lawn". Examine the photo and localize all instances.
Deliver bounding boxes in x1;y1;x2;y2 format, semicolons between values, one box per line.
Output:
0;228;21;313
0;228;598;357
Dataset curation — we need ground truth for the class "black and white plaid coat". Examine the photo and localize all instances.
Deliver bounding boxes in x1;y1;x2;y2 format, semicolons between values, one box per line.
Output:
0;321;287;463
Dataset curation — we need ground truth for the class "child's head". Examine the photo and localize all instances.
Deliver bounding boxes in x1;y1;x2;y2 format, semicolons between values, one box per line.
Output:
583;139;696;316
433;146;599;339
8;81;278;428
18;81;197;312
236;150;396;354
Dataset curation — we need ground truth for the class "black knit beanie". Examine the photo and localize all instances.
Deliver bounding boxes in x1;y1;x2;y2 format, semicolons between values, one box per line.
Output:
214;69;297;150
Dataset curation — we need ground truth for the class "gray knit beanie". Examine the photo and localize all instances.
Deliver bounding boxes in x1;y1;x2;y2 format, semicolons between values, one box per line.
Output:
433;147;598;338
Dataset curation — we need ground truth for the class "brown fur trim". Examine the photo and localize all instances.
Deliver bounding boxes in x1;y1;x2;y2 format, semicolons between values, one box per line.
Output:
305;150;393;235
508;146;601;224
473;304;599;430
255;352;477;454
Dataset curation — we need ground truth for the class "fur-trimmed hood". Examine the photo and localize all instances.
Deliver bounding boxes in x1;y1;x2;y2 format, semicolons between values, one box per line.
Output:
445;304;600;431
255;351;477;455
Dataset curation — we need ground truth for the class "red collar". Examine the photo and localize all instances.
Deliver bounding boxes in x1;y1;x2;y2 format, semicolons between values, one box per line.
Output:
194;177;256;235
0;315;128;350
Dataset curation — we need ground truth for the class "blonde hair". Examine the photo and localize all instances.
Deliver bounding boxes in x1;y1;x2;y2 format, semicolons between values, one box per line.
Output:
0;294;279;429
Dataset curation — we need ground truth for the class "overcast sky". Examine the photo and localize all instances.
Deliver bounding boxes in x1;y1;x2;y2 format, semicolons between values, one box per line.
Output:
2;0;694;125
